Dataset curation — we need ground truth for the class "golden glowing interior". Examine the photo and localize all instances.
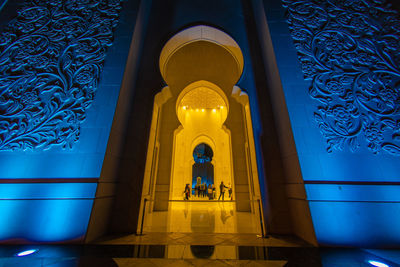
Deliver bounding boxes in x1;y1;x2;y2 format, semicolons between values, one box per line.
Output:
171;82;232;199
159;25;244;84
139;25;263;234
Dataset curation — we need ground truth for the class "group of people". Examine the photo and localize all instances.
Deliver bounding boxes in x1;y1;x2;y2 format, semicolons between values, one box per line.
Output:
194;182;214;199
184;181;232;201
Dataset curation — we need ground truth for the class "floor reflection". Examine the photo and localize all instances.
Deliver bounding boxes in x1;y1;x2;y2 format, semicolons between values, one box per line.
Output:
1;244;399;266
143;201;261;234
165;245;238;259
190;245;214;259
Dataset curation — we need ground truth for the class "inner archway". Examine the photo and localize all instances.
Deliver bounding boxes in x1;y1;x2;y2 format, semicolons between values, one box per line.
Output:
192;143;214;189
170;81;233;200
139;25;263;234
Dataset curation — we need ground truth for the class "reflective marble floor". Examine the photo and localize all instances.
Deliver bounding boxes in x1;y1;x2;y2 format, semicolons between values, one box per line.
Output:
0;243;313;267
1;242;399;267
1;202;399;267
142;201;262;234
95;232;308;247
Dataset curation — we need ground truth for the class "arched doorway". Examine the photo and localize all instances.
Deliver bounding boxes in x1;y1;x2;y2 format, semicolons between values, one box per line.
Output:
192;143;214;190
139;25;263;233
170;80;233;200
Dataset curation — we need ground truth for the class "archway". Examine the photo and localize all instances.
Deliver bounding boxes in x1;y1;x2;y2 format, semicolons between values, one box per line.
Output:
139;25;263;234
170;80;233;200
192;143;214;191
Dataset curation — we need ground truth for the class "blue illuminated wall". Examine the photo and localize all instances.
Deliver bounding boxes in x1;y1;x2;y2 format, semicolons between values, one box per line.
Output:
262;0;400;246
0;0;139;243
0;183;96;242
0;0;124;177
1;0;399;247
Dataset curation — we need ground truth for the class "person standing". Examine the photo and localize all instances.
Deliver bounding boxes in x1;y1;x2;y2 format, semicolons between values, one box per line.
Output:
218;181;228;201
199;182;204;198
184;184;190;200
208;184;213;200
212;184;216;199
228;184;233;200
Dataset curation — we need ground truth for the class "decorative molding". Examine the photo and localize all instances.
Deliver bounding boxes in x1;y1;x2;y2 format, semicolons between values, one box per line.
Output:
180;86;225;109
282;0;400;155
0;0;122;151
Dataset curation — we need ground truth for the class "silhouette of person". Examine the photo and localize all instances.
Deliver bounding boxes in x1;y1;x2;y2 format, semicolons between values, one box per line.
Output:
228;184;233;200
218;181;228;201
184;184;190;200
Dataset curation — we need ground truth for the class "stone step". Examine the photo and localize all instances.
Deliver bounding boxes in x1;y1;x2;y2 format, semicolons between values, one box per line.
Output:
115;258;288;266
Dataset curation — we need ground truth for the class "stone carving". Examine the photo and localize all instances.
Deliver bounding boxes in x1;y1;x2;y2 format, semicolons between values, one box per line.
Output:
0;0;122;151
283;0;400;155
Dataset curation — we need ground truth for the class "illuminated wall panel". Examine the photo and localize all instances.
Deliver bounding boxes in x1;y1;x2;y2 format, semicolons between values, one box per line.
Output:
0;182;96;242
0;183;97;242
262;0;400;246
309;201;400;247
0;0;124;178
306;183;400;246
278;0;400;182
0;0;139;243
306;184;400;202
0;183;97;199
0;199;94;242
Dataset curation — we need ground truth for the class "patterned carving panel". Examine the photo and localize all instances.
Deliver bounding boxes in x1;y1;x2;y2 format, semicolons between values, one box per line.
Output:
180;87;226;109
282;0;400;155
0;0;122;151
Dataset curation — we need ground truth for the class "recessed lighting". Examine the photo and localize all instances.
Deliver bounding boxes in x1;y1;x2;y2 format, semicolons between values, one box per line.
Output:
201;109;205;112
182;106;187;110
16;249;38;257
368;260;390;267
212;109;216;112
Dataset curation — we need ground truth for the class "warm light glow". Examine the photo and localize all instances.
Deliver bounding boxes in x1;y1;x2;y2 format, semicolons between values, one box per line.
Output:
182;106;187;110
172;84;233;201
368;260;390;267
220;106;224;109
16;249;38;257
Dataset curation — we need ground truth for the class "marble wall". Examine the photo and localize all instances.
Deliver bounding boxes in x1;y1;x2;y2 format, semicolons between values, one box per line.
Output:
261;0;400;246
0;0;140;242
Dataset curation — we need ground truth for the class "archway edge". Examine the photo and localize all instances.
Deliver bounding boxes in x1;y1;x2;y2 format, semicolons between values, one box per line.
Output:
191;134;216;156
159;25;244;82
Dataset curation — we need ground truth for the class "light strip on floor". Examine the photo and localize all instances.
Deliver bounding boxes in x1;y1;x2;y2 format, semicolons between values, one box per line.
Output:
368;260;390;267
16;249;39;257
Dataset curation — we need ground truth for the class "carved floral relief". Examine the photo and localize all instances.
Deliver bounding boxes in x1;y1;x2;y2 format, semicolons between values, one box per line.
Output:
0;0;122;150
282;0;400;155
